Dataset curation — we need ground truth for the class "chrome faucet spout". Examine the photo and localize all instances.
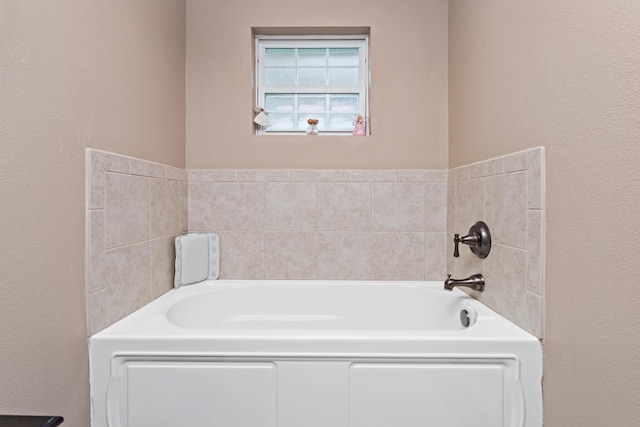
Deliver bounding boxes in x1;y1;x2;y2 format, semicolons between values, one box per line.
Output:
444;274;485;292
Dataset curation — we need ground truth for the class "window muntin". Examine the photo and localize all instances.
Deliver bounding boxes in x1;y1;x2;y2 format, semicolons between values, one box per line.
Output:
256;37;368;134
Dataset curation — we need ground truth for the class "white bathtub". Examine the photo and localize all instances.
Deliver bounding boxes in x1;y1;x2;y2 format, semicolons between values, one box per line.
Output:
89;280;543;427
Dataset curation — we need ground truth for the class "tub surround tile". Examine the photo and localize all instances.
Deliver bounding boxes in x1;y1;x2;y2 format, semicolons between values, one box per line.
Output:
455;178;485;234
89;210;106;293
527;149;545;210
318;232;371;279
218;232;265;279
448;147;545;338
470;157;504;178
104;242;151;326
484;172;527;248
372;182;425;232
94;150;131;174
318;182;370;231
188;169;238;182
264;232;317;279
131;158;166;179
88;150;106;210
179;181;189;232
371;232;425;280
88;148;544;339
150;236;177;300
87;290;106;336
344;170;398;182
526;210;544;296
425;182;447;232
187;181;212;231
291;170;345;182
398;169;448;182
86;149;189;335
265;182;317;231
238;170;290;182
425;232;447;280
212;182;264;231
105;173;150;248
150;179;181;238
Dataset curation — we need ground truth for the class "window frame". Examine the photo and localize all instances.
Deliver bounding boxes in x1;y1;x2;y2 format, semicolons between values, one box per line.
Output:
255;35;369;135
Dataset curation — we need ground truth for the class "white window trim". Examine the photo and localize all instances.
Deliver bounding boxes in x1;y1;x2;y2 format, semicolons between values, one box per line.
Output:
255;35;369;135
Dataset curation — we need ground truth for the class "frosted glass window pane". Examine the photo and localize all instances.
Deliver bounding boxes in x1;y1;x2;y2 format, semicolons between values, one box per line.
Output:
328;113;357;131
265;95;295;112
265;69;295;85
329;68;359;85
298;48;327;66
268;113;295;131
298;69;327;85
329;95;359;112
265;48;295;66
298;95;326;112
328;48;359;66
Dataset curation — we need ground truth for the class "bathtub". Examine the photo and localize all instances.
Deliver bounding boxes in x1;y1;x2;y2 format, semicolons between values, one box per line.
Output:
89;280;543;427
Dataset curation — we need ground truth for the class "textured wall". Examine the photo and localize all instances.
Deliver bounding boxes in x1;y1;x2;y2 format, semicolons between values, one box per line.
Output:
449;1;640;425
186;0;449;169
0;1;185;425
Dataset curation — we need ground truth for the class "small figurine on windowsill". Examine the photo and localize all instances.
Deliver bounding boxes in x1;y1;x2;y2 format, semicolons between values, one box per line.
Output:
306;118;319;135
254;107;270;134
352;115;366;136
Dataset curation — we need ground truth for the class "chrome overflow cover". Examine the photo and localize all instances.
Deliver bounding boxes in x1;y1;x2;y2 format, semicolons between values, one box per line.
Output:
460;309;471;328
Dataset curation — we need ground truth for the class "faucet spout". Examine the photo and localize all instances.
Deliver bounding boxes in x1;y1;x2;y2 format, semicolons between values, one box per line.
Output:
444;274;485;292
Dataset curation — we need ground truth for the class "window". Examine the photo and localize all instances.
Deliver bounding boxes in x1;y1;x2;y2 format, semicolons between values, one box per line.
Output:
255;35;369;134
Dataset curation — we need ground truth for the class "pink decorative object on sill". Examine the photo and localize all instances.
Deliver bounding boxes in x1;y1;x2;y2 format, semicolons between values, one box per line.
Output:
352;115;366;136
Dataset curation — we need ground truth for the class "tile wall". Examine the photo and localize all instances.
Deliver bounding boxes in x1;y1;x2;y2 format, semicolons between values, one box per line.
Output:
187;169;449;281
86;148;545;338
85;149;188;335
448;147;545;338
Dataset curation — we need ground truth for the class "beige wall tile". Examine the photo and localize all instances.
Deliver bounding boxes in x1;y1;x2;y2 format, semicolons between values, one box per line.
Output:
105;173;149;248
344;170;397;181
265;182;317;231
425;232;447;280
318;232;371;279
87;290;106;337
371;232;425;280
212;182;264;231
95;150;131;174
104;242;151;325
291;170;345;182
525;291;544;338
398;170;448;182
483;243;527;324
503;148;538;173
485;172;527;248
179;181;188;233
447;182;456;233
372;182;425;231
318;182;370;231
238;170;290;181
131;158;166;178
88;150;106;210
150;179;181;238
88;210;105;293
187;181;212;231
264;232;317;279
188;169;238;182
527;148;544;209
425;182;447;232
218;232;264;279
448;165;470;181
454;178;485;233
470;157;504;178
527;209;544;295
150;236;176;300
